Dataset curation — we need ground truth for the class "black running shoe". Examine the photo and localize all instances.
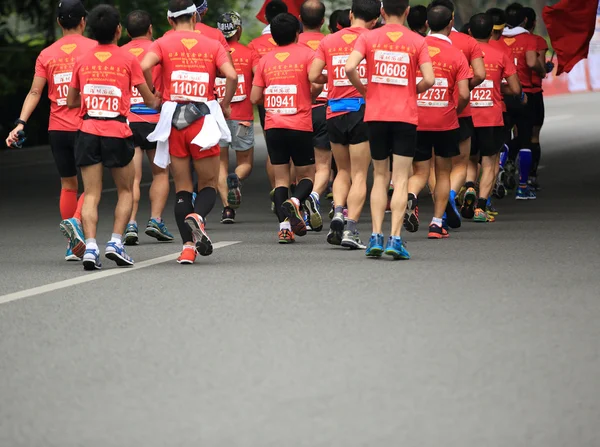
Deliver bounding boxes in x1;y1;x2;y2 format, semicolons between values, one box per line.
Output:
221;207;235;224
403;194;419;233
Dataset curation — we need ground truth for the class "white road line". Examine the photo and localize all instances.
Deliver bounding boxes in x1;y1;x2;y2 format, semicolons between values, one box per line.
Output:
545;114;573;123
0;241;240;306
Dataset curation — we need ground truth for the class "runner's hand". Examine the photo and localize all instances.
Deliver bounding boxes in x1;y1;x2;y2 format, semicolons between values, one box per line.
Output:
5;124;24;148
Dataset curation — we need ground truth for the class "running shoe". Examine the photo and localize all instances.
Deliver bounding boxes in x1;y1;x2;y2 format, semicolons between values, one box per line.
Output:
428;224;449;240
184;213;213;256
384;236;411;260
473;208;495;223
65;245;81;262
326;229;342;246
528;176;541;191
456;186;467;207
494;171;507;199
486;203;499;216
516;186;537;200
327;212;345;246
145;218;174;242
177;246;197;264
445;198;462;229
461;187;477;219
281;199;307;236
442;215;449;232
270;189;275;214
328;202;334;220
124;222;139;246
59;217;86;259
304;192;323;232
192;192;197;207
105;242;135;266
504;160;517;190
278;228;295;244
341;230;366;250
227;173;242;208
221;207;236;224
303;210;312;232
404;195;419;233
82;248;102;271
365;233;384;258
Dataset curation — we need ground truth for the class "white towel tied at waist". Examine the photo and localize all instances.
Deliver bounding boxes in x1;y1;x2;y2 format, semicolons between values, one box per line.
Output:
147;100;231;169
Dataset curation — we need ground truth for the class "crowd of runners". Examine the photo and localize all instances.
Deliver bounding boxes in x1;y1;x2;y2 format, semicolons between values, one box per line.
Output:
5;0;553;268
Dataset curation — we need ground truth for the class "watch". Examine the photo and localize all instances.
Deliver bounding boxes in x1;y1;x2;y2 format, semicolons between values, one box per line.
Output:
14;119;27;127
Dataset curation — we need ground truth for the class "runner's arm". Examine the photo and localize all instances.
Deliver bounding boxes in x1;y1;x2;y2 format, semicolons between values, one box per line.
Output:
417;62;434;94
503;73;522;97
137;82;162;110
456;79;470;115
526;50;545;77
345;50;367;96
219;61;238;119
141;52;161;91
66;86;81;109
250;86;264;105
470;57;486;89
309;58;327;84
5;76;46;147
311;83;324;100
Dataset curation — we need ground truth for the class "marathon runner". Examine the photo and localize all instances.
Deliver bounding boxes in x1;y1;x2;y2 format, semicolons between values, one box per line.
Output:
346;0;434;260
251;13;320;244
407;5;428;37
141;0;238;264
121;10;174;246
216;12;259;224
67;5;160;270
310;0;380;249
193;0;230;51
5;0;96;262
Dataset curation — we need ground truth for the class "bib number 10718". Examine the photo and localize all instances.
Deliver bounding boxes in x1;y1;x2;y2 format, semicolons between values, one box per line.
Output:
372;50;410;86
83;84;122;118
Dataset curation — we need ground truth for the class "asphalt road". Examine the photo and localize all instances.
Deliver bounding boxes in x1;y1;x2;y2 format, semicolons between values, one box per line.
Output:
0;93;599;446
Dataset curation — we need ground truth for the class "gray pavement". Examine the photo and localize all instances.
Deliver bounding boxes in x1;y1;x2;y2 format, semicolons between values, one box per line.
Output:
0;93;599;446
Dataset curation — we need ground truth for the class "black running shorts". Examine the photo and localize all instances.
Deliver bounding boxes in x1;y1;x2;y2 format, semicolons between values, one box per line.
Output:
311;104;331;150
367;121;417;160
471;126;505;157
327;105;369;146
527;91;545;127
257;105;266;130
504;95;533;151
265;128;315;167
458;116;474;142
415;129;461;162
75;131;135;168
48;130;78;178
130;122;157;150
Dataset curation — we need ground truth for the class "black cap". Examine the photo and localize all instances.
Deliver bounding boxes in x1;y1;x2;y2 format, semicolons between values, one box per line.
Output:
57;0;87;20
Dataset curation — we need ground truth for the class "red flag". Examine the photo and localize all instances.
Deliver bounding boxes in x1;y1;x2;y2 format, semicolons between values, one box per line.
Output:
256;0;305;25
543;0;600;75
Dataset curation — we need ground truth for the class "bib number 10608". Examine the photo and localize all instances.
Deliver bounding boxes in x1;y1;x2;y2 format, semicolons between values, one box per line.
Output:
372;50;410;86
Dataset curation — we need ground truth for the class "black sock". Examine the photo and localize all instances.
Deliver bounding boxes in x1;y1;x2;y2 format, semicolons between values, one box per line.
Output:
465;181;476;189
508;140;519;162
293;178;313;202
194;187;217;219
530;142;541;175
274;186;289;223
477;197;487;210
175;191;194;243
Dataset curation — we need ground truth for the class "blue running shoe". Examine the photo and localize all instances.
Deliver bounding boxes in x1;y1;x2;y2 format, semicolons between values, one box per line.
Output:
124;222;139;246
145;218;174;242
105;242;134;267
304;192;323;232
445;197;462;229
516;185;537;200
83;248;102;271
384;236;411;260
366;233;384;258
442;214;450;232
60;218;86;259
65;245;81;262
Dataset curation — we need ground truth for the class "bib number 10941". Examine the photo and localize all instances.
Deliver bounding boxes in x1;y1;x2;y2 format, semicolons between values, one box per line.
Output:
264;85;298;115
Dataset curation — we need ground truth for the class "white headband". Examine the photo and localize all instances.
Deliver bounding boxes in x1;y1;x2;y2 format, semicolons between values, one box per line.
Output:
167;4;197;18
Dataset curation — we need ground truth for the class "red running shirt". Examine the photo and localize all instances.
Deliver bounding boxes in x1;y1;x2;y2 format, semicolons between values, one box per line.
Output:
149;31;230;104
353;24;431;125
248;34;279;61
315;26;369;119
216;42;259;121
416;35;471;132
163;24;230;51
253;43;315;132
448;30;483;119
121;39;162;124
70;44;145;138
501;32;537;89
34;34;97;132
298;31;328;103
529;34;548;93
470;42;517;128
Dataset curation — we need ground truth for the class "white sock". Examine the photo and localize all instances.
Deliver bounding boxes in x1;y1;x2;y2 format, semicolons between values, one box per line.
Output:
86;239;98;251
291;197;300;207
280;221;291;231
111;233;122;244
432;217;443;227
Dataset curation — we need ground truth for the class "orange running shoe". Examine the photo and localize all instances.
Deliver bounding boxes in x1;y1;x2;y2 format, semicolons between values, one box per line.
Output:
278;228;295;244
177;246;197;264
184;213;213;256
428;224;450;239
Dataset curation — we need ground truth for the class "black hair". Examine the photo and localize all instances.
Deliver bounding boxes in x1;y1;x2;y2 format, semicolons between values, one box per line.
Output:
382;0;409;17
168;0;195;24
329;9;351;31
460;23;470;34
300;1;326;29
88;5;120;45
352;0;380;23
339;9;351;28
505;3;525;28
329;9;341;31
126;10;152;38
427;5;453;33
407;5;427;33
469;12;493;40
58;12;86;30
266;0;289;24
486;7;506;27
428;0;454;14
271;13;300;46
523;6;536;31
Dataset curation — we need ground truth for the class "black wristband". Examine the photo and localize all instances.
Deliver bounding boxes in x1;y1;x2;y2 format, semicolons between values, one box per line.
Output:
14;119;27;127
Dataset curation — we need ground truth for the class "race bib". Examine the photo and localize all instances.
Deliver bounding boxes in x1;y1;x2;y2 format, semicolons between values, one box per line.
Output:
372;50;409;86
215;74;246;103
130;85;143;105
318;69;328;100
417;77;449;107
264;84;297;115
331;56;367;87
54;72;72;106
170;70;209;102
83;84;121;118
471;80;494;107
